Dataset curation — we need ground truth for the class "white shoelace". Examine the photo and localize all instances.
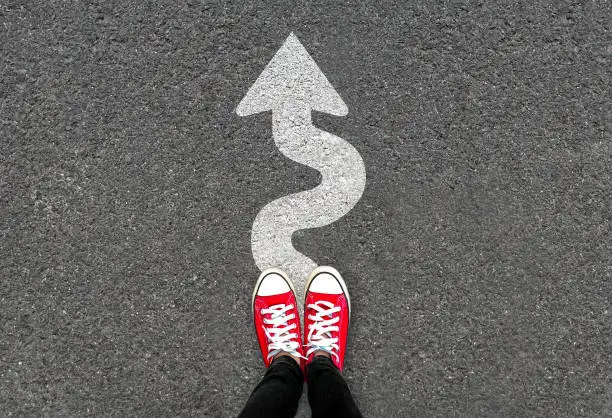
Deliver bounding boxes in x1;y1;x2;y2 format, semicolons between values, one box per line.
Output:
305;300;341;362
262;303;302;360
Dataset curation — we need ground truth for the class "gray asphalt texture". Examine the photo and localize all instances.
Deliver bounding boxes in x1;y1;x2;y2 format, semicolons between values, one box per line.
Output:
1;1;611;417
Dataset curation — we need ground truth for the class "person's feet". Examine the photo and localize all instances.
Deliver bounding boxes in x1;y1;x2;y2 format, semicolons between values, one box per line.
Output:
252;268;304;368
303;266;351;371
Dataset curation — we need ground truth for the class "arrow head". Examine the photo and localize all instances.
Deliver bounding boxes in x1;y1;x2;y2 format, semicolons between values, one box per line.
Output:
236;33;348;117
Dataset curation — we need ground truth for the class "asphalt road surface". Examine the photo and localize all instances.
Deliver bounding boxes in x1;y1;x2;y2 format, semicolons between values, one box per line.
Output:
1;1;611;416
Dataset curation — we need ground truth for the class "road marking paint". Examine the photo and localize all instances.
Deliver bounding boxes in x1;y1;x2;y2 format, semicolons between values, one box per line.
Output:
237;33;366;296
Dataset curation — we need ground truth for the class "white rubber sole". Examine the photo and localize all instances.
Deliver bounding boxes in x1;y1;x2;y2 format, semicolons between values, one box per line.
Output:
304;266;351;322
251;268;296;314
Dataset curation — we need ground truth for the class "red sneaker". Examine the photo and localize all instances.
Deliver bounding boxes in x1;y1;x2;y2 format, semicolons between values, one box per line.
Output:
303;266;351;372
252;268;304;368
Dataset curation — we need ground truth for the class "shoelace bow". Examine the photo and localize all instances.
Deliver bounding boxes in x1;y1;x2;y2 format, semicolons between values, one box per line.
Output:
305;300;341;362
262;303;304;360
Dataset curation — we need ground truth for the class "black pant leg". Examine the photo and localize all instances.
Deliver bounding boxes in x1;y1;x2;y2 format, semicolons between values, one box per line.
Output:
306;356;363;418
238;356;304;418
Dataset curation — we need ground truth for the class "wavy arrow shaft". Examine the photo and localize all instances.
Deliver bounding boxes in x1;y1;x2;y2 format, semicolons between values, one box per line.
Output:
251;104;366;294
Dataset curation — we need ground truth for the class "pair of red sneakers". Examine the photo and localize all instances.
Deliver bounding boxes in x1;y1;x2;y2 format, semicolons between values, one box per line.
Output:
251;266;351;372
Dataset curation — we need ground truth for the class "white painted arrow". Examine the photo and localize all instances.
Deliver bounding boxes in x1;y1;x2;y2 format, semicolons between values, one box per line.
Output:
237;33;366;296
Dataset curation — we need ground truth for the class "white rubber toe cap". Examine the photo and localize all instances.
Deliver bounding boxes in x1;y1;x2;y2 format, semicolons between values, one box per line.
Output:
308;273;343;294
257;273;290;296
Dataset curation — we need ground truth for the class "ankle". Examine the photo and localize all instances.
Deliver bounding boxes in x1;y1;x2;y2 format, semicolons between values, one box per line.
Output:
313;350;332;359
274;351;301;366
